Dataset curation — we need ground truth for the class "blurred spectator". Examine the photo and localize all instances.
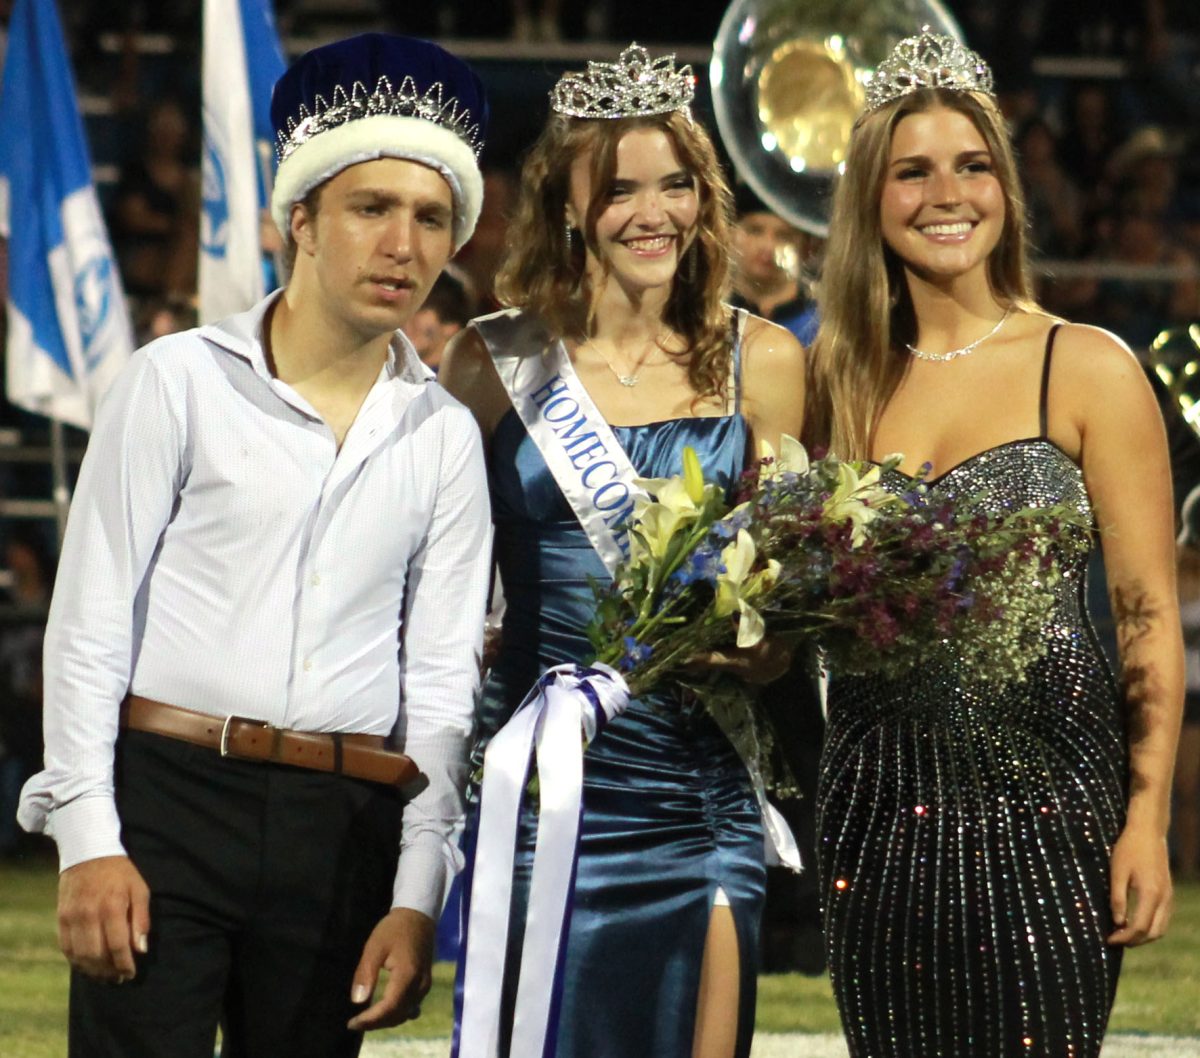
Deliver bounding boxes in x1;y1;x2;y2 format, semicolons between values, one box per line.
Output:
728;185;820;346
1066;195;1200;350
1015;116;1083;257
1107;125;1187;225
0;527;52;858
401;268;475;372
134;294;198;347
456;167;518;312
1057;82;1126;224
110;97;199;303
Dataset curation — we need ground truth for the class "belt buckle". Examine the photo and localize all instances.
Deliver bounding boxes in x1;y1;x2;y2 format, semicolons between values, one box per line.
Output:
219;714;270;758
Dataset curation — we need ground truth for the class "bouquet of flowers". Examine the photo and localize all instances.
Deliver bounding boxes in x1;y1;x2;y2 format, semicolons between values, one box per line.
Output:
586;437;1091;696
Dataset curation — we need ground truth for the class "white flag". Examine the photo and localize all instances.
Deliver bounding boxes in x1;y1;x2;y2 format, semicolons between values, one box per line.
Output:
199;0;286;322
0;0;133;429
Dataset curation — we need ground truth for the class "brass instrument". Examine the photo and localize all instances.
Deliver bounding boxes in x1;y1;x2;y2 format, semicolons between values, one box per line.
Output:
710;0;965;236
1150;324;1200;435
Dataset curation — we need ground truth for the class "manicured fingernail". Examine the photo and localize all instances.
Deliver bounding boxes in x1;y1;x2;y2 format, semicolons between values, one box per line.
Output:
135;934;148;954
352;984;369;1004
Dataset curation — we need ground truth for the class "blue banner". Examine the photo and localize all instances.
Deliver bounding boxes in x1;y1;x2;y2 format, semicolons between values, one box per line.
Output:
0;0;132;427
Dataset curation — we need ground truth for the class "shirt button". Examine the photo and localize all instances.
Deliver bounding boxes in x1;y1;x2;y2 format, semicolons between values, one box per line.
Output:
303;659;313;672
311;573;321;586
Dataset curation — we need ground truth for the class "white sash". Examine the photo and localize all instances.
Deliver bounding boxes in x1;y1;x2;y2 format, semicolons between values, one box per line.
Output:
474;309;643;575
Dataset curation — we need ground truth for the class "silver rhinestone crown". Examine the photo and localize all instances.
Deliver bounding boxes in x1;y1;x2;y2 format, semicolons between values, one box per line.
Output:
276;75;484;162
550;43;694;122
864;31;994;112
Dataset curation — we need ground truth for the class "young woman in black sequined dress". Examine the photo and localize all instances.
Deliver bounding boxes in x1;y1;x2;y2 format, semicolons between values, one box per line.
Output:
804;33;1183;1058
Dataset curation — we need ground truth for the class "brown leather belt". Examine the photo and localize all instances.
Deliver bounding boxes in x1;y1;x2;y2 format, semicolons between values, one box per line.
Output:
120;695;421;789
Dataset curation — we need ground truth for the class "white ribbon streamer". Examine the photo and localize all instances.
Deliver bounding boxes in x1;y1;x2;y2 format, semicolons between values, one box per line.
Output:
457;663;630;1058
704;690;802;871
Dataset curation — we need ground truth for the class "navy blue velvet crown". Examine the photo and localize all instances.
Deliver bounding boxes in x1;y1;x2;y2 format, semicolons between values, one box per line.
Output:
270;33;488;162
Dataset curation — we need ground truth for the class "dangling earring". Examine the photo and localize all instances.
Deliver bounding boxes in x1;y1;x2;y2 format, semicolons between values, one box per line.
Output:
564;219;578;266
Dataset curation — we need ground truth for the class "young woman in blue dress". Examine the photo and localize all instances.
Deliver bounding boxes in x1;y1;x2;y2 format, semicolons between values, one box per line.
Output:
441;44;805;1058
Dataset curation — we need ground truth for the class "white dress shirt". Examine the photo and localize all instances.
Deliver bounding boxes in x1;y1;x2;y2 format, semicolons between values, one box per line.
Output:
18;291;492;919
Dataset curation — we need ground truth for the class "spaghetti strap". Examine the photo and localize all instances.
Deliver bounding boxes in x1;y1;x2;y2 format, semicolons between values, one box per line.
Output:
1039;323;1062;439
730;308;745;415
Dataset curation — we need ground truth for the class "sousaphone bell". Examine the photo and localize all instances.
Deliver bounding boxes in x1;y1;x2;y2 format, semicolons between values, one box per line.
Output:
711;0;966;237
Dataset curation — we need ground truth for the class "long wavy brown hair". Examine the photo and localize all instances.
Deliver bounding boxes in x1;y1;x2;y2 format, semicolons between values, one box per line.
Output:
495;110;736;401
806;88;1036;458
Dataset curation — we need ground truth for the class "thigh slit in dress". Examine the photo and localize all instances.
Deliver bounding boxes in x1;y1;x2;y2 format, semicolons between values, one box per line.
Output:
458;333;766;1058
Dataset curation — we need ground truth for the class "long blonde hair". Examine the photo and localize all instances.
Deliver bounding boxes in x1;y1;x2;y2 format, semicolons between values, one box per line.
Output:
496;111;736;401
806;88;1035;458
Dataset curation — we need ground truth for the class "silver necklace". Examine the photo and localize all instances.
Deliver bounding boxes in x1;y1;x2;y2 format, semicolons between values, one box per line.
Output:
582;339;662;387
905;309;1012;362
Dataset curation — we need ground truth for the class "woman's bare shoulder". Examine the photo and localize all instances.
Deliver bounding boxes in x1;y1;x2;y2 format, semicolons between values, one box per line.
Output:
739;312;806;371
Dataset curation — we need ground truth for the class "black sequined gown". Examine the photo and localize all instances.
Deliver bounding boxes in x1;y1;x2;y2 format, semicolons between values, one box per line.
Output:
817;333;1128;1058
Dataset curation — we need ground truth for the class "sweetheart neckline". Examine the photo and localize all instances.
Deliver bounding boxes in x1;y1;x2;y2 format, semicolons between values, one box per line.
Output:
883;437;1080;486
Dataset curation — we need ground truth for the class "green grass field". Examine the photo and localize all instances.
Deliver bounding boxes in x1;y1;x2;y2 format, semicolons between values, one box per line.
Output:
2;855;1197;1056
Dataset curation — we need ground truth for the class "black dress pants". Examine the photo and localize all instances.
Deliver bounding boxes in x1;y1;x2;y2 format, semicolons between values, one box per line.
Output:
69;730;401;1058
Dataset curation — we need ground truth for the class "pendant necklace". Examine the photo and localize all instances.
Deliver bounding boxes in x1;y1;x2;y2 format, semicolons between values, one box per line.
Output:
906;309;1012;362
582;338;662;387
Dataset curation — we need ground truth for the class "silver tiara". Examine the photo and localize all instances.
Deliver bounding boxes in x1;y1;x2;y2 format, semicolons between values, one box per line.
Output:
864;31;994;112
276;75;484;162
550;43;694;122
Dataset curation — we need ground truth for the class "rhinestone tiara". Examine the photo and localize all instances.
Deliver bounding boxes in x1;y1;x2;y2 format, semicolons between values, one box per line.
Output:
275;74;484;162
864;31;994;113
550;43;694;122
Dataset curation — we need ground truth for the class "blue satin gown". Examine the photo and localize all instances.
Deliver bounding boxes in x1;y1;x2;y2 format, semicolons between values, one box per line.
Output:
459;342;765;1058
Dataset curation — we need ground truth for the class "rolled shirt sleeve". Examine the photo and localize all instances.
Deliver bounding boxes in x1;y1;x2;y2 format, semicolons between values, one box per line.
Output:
391;403;491;918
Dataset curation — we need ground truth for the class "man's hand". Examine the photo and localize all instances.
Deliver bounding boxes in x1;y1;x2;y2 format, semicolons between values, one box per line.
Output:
347;907;435;1031
1108;825;1173;946
57;855;151;982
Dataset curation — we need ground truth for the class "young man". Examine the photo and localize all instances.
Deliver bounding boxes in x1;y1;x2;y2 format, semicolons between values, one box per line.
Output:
18;34;491;1057
729;184;820;346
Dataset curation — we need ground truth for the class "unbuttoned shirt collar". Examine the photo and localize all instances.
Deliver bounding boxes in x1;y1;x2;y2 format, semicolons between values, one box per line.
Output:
198;287;434;395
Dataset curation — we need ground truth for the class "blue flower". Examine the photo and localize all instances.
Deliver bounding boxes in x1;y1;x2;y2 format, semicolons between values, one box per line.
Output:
712;508;753;539
672;545;727;586
619;636;654;671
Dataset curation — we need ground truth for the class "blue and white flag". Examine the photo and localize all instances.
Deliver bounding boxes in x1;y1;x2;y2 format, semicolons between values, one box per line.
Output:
199;0;286;322
0;0;133;430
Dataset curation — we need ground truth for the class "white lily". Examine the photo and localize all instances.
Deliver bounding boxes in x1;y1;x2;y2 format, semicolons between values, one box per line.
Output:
759;433;811;479
824;462;892;547
714;529;782;647
629;448;714;563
